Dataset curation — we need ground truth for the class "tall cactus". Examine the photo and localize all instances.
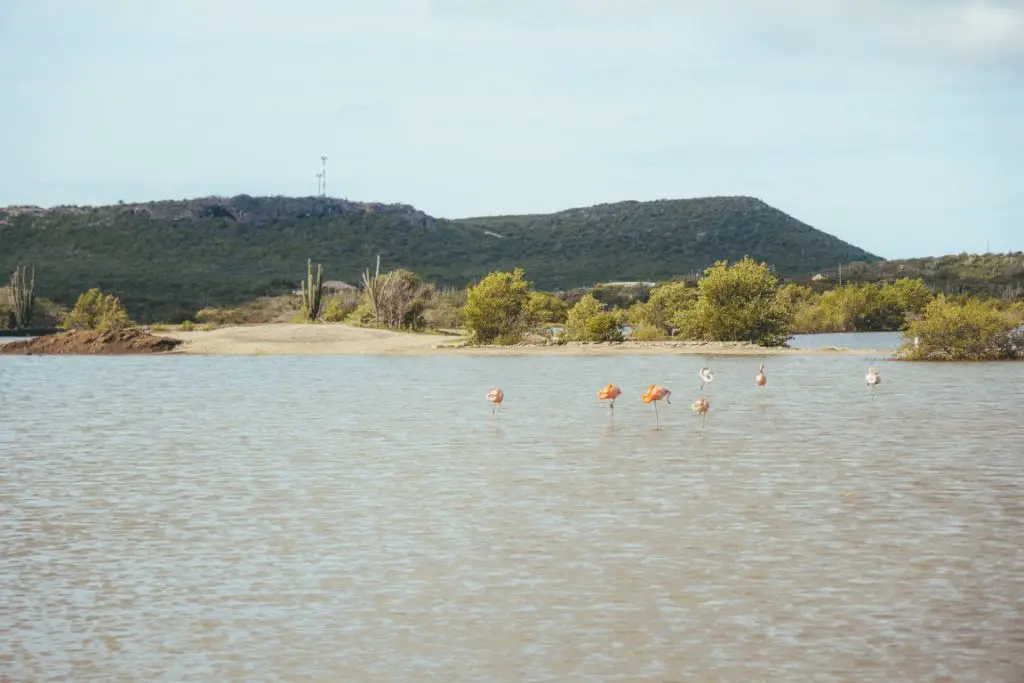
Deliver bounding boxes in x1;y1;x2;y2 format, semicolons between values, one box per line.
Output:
9;265;36;329
301;258;324;322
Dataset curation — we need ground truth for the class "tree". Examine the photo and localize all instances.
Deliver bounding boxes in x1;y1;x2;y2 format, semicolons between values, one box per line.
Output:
676;257;793;346
462;268;535;344
901;295;1022;360
62;288;132;331
627;281;696;336
882;277;934;317
563;294;623;342
789;282;908;333
775;283;815;309
526;292;569;325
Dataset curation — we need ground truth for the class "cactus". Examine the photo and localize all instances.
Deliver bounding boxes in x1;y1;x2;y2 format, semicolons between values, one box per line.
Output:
8;265;35;329
361;254;388;327
301;258;324;322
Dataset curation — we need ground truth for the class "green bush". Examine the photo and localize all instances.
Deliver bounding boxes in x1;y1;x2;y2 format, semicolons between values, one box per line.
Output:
424;287;467;329
345;301;377;327
627;281;695;336
900;295;1022;360
527;291;569;325
628;322;668;341
884;277;934;316
462;268;535;344
787;278;935;333
675;257;792;346
322;292;359;322
563;294;623;342
62;288;132;331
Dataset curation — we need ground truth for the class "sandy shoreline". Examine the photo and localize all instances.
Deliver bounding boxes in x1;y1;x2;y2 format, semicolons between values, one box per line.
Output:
162;324;897;357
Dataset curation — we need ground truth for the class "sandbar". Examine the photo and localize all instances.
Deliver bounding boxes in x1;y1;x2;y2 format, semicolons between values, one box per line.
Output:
163;323;897;357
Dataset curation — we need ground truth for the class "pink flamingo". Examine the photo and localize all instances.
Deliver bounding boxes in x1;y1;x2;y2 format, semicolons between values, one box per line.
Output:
691;396;710;428
487;387;504;414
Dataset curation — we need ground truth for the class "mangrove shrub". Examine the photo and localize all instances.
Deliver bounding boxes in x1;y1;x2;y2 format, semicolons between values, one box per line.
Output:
62;288;132;331
462;268;535;344
627;281;696;338
900;295;1022;360
563;294;623;342
676;257;793;346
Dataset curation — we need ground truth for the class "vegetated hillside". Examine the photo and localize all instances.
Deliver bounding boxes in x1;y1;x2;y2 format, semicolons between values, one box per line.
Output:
786;252;1024;298
454;197;879;280
0;194;880;321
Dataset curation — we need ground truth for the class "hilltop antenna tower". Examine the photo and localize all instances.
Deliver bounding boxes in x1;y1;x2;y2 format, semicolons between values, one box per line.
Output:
316;172;323;196
321;156;327;197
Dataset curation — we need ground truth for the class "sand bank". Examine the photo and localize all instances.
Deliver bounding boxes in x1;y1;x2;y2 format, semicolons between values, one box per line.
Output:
0;328;183;355
164;324;896;357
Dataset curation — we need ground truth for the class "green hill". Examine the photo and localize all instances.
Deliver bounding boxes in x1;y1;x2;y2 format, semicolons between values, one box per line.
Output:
785;251;1024;298
0;194;881;321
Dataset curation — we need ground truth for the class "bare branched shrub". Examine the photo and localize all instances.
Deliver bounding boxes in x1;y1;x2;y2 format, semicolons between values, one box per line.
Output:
377;268;435;329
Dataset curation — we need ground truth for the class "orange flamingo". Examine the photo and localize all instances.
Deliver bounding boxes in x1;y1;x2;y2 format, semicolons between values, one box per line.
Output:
691;396;710;428
487;387;504;414
598;384;622;411
755;363;767;387
641;384;672;427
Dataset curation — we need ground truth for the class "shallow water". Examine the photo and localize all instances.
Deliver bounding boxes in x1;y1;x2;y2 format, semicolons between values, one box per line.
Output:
788;330;905;351
1;353;1022;682
0;336;33;345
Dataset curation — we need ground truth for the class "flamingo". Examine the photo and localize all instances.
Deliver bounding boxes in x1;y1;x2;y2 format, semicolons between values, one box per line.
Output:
641;384;672;427
755;363;767;387
598;384;622;411
865;367;881;399
487;387;504;413
699;367;715;389
691;396;710;428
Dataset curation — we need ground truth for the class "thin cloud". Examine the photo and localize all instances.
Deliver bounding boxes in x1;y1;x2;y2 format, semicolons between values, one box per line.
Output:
430;0;1024;66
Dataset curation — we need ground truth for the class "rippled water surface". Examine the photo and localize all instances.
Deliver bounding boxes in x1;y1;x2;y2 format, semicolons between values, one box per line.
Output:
2;354;1022;682
787;330;905;351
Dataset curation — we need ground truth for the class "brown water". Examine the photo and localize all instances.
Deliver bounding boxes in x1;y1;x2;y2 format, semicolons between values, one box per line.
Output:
1;352;1022;682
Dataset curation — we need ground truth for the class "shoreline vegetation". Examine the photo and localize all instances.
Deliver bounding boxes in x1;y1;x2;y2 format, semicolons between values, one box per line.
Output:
2;254;1021;359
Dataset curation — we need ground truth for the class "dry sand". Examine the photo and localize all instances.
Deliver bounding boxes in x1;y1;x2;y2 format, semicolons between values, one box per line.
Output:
164;323;897;357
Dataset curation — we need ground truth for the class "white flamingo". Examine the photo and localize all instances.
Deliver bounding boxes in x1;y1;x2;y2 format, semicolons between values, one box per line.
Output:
865;367;881;399
699;367;715;389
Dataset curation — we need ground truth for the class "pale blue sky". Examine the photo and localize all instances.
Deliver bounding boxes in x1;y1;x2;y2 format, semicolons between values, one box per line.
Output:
1;0;1021;258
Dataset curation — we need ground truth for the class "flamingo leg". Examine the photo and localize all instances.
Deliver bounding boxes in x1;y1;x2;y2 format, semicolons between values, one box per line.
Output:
701;412;706;429
654;401;660;428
